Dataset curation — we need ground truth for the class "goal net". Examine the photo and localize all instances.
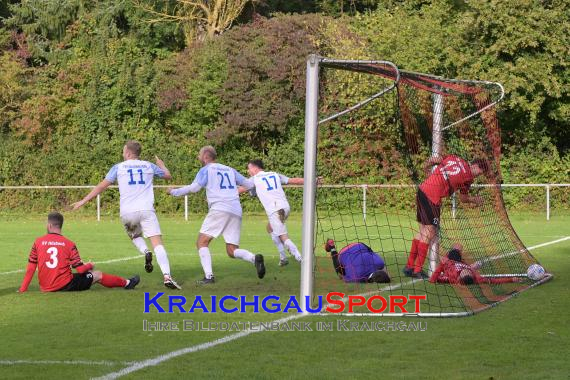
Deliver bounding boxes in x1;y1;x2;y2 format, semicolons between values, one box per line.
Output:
300;55;552;317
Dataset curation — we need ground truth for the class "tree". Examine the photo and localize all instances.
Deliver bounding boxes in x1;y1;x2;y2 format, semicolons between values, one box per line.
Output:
132;0;254;43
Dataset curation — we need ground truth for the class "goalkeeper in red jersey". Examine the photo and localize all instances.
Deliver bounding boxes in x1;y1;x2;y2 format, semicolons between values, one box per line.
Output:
404;154;489;279
429;243;522;285
18;212;140;293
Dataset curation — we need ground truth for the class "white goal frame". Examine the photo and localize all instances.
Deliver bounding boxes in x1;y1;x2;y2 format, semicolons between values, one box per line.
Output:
298;54;551;316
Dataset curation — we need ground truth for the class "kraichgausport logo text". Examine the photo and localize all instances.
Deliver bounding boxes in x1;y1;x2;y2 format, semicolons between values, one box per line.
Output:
144;292;426;314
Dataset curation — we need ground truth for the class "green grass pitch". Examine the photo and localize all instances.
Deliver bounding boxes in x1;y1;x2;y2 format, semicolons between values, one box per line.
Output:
0;212;568;379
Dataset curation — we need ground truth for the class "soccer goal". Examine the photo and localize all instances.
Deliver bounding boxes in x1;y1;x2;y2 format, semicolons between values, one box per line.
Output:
300;55;552;317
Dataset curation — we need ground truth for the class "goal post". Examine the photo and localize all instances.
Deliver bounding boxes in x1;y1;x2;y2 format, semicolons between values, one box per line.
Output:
300;55;552;317
300;54;320;314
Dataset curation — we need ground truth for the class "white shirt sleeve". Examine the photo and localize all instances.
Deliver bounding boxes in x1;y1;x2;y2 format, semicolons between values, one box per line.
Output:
104;164;119;183
170;182;202;196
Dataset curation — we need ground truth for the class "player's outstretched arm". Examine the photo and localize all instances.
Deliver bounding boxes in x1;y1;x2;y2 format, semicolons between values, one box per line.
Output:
70;179;112;210
458;192;483;207
155;156;172;180
18;262;37;292
428;262;446;283
287;177;304;185
167;183;202;197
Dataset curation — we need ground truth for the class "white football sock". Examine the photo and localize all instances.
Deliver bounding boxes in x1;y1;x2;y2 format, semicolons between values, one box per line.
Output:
132;237;149;255
199;247;214;279
233;248;255;264
153;245;171;276
284;239;302;262
271;232;287;260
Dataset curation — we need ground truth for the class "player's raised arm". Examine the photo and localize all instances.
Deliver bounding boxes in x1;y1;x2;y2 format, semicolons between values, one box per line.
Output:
154;156;172;180
70;179;113;210
286;177;304;185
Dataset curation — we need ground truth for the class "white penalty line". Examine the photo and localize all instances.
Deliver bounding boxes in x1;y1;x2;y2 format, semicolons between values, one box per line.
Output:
0;255;142;276
93;278;420;380
0;359;135;366
479;236;570;266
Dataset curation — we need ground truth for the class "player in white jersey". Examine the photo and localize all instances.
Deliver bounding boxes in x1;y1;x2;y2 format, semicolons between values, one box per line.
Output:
242;159;304;266
167;145;265;284
70;140;181;289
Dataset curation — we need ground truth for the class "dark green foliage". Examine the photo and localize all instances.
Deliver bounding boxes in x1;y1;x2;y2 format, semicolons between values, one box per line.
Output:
0;1;568;212
213;14;322;152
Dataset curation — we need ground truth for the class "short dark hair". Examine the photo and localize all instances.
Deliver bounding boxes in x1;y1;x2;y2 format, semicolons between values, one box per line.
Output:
368;269;391;283
447;248;462;262
125;140;142;157
471;158;490;175
460;275;474;285
48;212;64;229
248;159;264;170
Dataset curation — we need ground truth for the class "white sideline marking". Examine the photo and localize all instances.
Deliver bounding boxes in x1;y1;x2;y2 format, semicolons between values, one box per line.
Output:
9;237;567;378
0;253;290;276
479;236;570;266
0;255;141;276
93;279;419;380
0;359;134;366
94;236;570;379
91;314;301;380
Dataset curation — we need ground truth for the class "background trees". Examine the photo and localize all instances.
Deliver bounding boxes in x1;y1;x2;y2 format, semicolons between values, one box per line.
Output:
0;0;567;210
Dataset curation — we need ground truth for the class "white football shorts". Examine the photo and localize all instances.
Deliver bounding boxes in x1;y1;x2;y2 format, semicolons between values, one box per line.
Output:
120;210;162;239
200;210;242;246
268;207;290;237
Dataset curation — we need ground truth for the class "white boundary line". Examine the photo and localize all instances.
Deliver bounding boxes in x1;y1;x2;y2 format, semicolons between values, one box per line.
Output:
0;255;142;276
92;279;420;380
479;236;570;265
4;237;565;376
94;235;570;379
0;253;292;276
0;360;135;366
91;314;302;380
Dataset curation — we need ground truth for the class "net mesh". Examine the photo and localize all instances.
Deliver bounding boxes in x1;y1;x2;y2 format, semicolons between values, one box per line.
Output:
312;59;551;316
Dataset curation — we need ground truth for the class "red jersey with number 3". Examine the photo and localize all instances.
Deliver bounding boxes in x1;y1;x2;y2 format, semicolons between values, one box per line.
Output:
419;155;474;205
28;233;83;291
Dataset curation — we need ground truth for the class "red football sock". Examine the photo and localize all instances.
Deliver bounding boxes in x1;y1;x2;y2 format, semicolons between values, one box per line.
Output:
414;241;429;273
406;239;419;268
100;273;127;288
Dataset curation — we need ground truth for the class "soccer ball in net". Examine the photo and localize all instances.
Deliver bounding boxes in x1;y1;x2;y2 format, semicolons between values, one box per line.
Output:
527;264;545;281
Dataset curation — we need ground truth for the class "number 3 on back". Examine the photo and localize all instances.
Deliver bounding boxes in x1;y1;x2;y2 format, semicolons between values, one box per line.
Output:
46;247;58;269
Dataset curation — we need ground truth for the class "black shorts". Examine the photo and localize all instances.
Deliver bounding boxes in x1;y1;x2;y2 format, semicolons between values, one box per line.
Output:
58;273;94;292
416;189;440;226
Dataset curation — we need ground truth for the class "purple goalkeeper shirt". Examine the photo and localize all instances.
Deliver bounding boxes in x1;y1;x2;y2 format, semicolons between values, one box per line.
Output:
339;243;385;283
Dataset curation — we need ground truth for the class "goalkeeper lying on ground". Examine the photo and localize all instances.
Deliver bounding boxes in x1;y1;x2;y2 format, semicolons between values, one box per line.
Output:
324;240;390;283
429;244;522;285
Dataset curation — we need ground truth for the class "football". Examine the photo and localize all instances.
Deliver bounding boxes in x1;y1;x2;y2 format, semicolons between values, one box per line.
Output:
527;264;546;281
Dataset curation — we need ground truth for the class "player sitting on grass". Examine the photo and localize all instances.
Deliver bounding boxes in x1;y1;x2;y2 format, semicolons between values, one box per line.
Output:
241;159;304;266
167;145;265;285
429;243;522;285
19;212;139;293
324;239;390;283
70;140;180;290
404;154;489;279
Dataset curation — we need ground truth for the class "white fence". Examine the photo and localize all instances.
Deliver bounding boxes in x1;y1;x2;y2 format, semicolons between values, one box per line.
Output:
0;183;568;221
